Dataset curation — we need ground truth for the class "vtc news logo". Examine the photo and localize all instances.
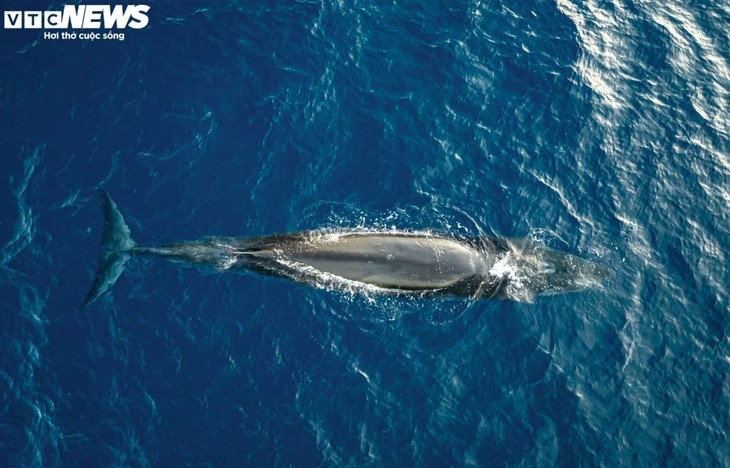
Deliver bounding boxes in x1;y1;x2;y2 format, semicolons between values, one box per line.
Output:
3;5;150;29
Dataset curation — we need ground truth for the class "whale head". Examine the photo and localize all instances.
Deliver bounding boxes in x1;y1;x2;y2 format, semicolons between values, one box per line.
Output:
488;238;611;302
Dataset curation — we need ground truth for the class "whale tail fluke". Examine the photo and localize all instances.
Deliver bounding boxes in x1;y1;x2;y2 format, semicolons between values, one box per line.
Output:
83;191;137;307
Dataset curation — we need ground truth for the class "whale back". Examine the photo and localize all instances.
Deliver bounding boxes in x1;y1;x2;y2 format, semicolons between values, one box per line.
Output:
281;233;489;290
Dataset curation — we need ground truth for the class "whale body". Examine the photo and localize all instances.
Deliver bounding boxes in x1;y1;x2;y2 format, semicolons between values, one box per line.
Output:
84;192;610;306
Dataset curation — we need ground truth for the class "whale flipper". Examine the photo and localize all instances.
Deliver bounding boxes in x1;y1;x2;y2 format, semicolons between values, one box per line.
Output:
83;191;137;306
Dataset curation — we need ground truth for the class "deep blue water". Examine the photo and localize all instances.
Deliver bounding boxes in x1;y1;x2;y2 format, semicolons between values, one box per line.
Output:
1;1;729;466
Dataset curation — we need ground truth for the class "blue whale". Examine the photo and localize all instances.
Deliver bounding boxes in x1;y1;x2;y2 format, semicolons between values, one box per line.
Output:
84;192;610;305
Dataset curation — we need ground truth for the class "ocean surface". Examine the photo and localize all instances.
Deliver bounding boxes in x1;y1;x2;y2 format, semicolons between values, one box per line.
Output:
1;0;728;466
